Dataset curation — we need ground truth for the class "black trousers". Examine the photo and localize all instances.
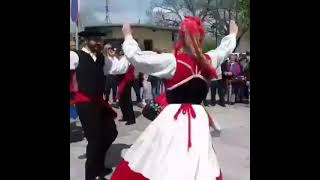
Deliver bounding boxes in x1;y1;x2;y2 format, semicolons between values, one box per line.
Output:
150;79;161;99
132;79;142;102
76;102;118;180
105;75;118;102
210;79;225;104
118;76;136;123
231;79;245;102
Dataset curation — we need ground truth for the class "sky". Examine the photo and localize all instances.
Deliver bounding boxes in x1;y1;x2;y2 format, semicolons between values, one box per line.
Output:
70;0;153;32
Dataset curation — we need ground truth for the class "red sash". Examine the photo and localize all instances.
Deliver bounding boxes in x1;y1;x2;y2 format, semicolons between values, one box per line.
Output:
117;65;135;99
174;104;196;150
71;92;117;119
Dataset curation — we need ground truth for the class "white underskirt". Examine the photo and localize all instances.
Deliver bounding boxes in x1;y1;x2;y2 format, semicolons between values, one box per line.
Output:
122;104;221;180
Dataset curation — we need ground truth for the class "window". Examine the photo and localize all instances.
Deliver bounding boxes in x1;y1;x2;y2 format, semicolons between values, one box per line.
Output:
144;40;153;51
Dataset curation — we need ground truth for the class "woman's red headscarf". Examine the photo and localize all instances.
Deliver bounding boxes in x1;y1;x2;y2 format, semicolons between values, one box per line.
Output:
175;16;217;79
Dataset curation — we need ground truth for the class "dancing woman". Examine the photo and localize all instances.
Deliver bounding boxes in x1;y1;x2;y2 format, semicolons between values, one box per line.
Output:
111;17;238;180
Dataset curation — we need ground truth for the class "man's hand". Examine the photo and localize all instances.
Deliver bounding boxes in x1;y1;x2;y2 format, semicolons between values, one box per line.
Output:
229;20;238;35
122;23;132;37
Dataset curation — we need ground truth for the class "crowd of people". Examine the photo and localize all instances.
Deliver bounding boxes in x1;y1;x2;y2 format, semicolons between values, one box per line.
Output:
74;39;251;111
70;17;245;180
203;51;250;107
73;39;251;111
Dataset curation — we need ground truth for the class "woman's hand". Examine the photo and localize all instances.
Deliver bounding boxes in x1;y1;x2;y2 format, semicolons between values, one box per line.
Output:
229;20;238;35
122;23;132;37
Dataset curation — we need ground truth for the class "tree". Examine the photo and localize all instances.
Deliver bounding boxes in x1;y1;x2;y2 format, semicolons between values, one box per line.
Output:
146;0;250;49
233;0;250;50
238;0;250;29
146;0;216;28
146;0;235;37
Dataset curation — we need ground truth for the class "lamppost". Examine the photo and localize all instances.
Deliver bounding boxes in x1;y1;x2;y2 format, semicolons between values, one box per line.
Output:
215;0;219;46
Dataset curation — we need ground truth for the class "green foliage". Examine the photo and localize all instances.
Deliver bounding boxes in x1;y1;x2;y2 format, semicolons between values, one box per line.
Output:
238;0;250;28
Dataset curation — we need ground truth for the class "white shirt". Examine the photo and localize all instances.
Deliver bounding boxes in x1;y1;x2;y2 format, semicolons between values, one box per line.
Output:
122;33;236;79
81;47;97;62
103;56;129;75
69;47;99;70
70;51;79;70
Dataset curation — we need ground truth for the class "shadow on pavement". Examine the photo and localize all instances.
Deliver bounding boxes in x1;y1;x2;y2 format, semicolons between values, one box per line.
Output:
134;111;142;118
105;143;132;168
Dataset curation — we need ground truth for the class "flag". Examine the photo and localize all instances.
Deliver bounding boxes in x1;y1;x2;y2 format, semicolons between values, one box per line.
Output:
71;0;79;26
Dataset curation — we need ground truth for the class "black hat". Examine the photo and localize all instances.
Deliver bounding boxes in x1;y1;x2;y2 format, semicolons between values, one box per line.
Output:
78;31;105;38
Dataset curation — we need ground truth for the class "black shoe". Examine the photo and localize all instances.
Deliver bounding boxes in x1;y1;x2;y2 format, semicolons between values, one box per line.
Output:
78;153;86;159
210;101;216;106
218;102;226;107
102;168;113;175
136;102;145;108
98;168;113;179
125;121;136;125
119;118;127;122
203;102;209;106
241;100;249;104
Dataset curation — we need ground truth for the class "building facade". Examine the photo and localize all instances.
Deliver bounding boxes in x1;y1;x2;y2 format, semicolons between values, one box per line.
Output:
85;24;178;51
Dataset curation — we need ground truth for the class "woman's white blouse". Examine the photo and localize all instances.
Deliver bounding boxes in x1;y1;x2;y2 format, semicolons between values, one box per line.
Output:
122;33;237;79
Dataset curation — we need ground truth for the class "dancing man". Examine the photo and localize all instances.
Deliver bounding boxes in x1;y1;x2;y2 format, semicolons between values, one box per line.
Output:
71;31;118;180
111;17;237;180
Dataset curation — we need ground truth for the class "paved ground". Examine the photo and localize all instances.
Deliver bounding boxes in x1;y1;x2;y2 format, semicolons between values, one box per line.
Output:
70;86;250;180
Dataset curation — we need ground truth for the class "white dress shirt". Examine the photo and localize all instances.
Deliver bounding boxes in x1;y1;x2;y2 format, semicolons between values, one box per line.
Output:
69;47;99;70
70;51;79;70
81;47;97;62
104;55;130;75
122;33;236;80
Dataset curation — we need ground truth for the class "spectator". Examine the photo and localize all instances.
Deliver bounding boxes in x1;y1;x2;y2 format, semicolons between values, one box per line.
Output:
103;43;120;106
133;72;143;104
70;40;76;51
141;73;149;105
209;62;226;107
148;49;162;99
133;72;149;107
228;54;245;104
148;75;161;99
243;51;250;101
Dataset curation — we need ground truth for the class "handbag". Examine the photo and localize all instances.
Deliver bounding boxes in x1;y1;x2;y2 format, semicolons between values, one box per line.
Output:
142;93;168;121
142;101;163;121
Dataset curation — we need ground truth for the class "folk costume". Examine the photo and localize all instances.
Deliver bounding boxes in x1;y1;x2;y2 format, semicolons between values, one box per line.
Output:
111;17;236;180
71;31;118;180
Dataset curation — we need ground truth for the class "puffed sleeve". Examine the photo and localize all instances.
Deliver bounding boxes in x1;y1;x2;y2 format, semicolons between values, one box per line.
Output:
122;35;176;79
70;51;79;70
113;56;130;74
205;33;237;69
